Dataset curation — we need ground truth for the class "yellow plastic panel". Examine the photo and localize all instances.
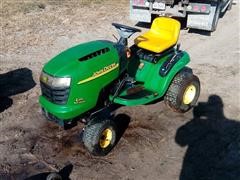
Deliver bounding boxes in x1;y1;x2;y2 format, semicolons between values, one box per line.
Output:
135;17;180;53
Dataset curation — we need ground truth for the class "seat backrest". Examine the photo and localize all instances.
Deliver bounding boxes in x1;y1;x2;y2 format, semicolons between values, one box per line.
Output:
150;17;180;41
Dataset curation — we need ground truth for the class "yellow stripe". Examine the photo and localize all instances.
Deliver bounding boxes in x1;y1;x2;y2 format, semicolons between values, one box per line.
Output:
78;63;119;84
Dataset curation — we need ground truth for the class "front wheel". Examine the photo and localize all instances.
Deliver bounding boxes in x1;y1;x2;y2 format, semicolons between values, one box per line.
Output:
82;118;117;156
164;68;200;113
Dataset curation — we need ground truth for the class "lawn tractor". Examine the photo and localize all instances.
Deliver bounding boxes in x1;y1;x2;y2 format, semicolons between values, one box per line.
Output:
39;17;200;156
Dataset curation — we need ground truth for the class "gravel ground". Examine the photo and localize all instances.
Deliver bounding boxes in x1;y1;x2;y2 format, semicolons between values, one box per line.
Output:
0;1;239;179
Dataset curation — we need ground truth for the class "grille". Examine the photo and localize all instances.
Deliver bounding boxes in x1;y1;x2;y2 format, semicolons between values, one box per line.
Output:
40;82;70;105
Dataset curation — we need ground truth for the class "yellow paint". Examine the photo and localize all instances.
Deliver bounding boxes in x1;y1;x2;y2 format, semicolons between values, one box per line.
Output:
74;98;85;104
183;84;196;105
138;62;145;69
78;63;119;84
41;75;48;84
99;128;113;148
134;17;180;53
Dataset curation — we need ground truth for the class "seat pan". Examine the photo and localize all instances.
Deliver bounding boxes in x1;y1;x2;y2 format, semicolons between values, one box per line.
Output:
134;17;180;53
135;31;176;53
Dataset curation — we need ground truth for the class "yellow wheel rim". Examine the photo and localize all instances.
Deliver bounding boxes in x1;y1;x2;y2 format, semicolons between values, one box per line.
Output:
99;128;113;148
183;84;196;105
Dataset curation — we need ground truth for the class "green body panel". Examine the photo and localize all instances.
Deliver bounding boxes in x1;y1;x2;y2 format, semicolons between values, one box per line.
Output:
39;40;120;120
39;39;190;121
112;51;190;106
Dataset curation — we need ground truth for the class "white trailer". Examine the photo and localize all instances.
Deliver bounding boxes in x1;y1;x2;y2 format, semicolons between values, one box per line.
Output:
130;0;234;31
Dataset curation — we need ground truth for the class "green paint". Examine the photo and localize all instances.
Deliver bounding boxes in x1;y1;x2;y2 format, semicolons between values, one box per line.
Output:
112;51;190;106
39;40;190;121
39;40;120;120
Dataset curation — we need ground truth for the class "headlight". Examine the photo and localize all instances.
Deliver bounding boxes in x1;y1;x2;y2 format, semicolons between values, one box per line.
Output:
40;72;71;88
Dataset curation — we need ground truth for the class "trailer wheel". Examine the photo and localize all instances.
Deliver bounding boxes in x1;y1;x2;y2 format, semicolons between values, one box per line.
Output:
82;118;117;156
164;68;200;113
212;4;221;31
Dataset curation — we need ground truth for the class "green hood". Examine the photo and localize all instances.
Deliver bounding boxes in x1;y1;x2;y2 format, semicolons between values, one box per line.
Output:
43;40;115;77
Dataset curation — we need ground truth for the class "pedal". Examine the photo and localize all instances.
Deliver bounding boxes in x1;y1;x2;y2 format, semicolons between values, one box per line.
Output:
125;76;136;84
127;86;144;95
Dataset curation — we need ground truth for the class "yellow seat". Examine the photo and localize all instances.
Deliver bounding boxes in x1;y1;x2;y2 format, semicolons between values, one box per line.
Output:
134;17;181;53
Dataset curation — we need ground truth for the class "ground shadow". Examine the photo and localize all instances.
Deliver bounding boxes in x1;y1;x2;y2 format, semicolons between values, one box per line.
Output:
0;68;36;112
135;22;151;29
113;113;131;143
25;163;73;180
175;95;240;180
0;97;13;113
188;29;211;36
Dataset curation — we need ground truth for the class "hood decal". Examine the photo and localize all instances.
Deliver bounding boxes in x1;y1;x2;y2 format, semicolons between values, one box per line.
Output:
77;63;119;85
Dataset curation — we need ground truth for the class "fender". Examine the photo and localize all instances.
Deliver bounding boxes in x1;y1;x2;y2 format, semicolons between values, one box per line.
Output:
159;51;185;77
140;51;190;97
156;51;190;97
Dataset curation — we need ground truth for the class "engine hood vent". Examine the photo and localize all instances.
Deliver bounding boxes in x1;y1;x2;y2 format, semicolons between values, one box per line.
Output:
78;47;110;61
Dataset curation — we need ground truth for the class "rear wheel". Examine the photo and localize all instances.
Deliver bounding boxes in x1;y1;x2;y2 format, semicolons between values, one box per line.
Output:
164;68;200;113
82;118;117;156
212;4;221;31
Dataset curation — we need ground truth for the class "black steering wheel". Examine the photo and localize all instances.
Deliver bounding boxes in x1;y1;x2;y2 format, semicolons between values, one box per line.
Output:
112;23;141;45
112;23;141;41
112;23;141;33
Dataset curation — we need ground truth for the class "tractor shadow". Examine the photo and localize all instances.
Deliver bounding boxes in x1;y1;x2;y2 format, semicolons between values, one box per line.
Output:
113;113;131;143
175;95;240;180
188;29;211;36
135;22;151;29
24;163;73;180
0;68;36;112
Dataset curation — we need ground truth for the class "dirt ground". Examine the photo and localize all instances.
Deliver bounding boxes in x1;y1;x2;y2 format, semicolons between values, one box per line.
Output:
0;1;239;179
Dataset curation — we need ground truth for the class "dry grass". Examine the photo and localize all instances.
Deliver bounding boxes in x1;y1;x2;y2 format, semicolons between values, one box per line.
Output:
0;0;110;17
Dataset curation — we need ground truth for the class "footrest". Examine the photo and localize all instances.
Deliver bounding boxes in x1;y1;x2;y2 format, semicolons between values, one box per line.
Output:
112;87;159;106
120;88;153;100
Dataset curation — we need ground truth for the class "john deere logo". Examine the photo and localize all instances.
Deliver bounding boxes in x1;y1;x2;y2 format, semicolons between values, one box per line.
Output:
93;63;118;77
78;63;119;84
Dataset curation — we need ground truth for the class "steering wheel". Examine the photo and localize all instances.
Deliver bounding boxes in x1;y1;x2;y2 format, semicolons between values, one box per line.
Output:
112;23;141;33
112;23;141;39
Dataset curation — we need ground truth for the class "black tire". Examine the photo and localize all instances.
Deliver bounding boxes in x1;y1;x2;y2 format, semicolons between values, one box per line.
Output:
164;68;200;113
46;173;62;180
82;118;117;156
212;4;221;32
228;0;233;10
